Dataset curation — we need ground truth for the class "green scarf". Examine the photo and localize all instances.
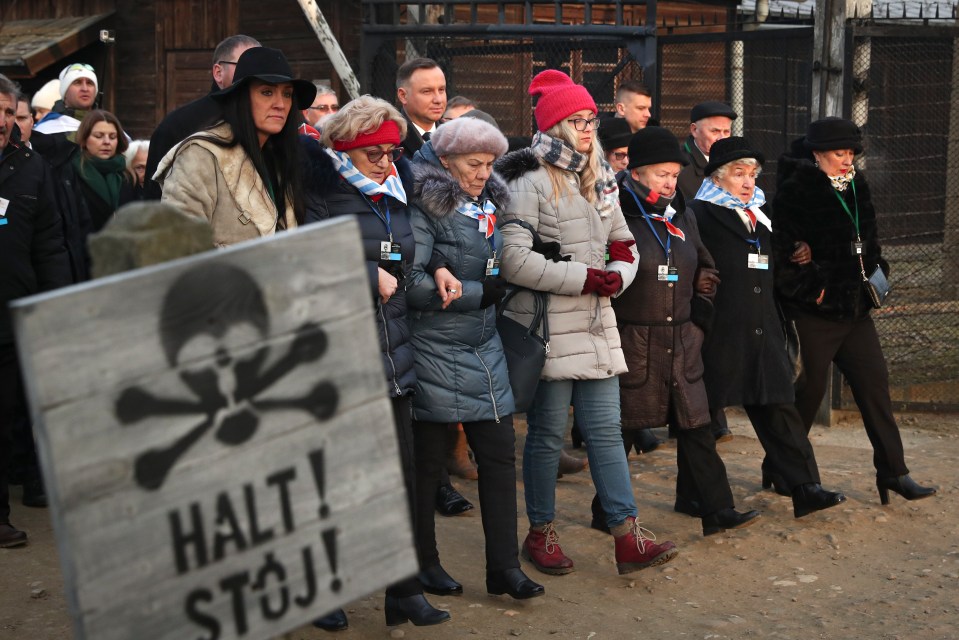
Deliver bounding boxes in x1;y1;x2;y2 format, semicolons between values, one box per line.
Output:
73;153;126;210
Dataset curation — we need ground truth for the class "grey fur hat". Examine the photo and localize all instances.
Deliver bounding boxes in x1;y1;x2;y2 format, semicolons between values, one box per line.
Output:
431;116;508;158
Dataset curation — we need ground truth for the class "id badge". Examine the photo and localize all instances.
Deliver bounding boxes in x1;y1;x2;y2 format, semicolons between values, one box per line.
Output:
380;241;402;261
657;265;679;282
486;258;500;276
851;241;863;256
0;197;8;225
747;253;769;270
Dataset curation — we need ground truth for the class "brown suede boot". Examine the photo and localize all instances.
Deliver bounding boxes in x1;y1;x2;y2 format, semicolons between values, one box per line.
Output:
521;522;575;575
611;517;678;575
557;449;588;479
446;423;478;480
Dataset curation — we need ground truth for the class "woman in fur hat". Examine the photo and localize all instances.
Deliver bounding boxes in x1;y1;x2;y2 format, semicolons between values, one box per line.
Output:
405;116;545;601
771;117;935;505
496;69;678;577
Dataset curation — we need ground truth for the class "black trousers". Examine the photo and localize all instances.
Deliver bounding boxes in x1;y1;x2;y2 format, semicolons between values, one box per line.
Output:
385;395;423;598
711;403;821;490
674;425;735;516
0;346;27;524
792;311;908;479
413;416;519;574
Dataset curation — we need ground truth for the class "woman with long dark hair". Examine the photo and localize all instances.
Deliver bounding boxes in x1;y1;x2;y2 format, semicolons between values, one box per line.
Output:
156;47;311;246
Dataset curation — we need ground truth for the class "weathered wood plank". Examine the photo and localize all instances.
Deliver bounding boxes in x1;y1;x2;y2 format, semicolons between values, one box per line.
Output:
12;219;417;640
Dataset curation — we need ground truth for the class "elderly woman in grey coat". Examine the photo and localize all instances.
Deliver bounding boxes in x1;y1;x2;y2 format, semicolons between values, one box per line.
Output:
406;116;544;601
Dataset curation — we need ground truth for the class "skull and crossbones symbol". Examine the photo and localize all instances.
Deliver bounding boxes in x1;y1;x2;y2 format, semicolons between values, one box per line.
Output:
115;264;339;491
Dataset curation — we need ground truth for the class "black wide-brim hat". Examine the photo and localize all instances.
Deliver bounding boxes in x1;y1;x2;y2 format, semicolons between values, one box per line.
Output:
802;116;863;154
213;46;317;110
704;136;765;176
626;126;688;170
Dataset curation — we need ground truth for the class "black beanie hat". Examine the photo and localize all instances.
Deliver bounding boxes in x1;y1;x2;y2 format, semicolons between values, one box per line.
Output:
598;117;633;151
704;136;765;176
626;126;688;170
803;117;863;154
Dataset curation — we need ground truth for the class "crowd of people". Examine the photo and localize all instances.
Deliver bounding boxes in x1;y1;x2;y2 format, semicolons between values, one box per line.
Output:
0;33;938;633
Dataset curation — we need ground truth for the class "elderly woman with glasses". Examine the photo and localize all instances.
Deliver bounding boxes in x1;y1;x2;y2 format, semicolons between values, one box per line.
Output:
302;94;451;630
403;116;545;603
496;70;677;577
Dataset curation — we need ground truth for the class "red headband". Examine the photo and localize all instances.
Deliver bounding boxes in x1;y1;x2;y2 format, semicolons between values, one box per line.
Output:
332;120;401;151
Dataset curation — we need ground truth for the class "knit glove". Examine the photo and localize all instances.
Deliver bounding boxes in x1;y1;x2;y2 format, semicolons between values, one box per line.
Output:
607;240;636;264
480;276;509;308
582;268;607;295
597;271;623;297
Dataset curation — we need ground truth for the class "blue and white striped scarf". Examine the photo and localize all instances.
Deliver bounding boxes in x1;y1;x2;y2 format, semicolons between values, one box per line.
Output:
456;199;497;238
694;179;772;231
324;147;407;204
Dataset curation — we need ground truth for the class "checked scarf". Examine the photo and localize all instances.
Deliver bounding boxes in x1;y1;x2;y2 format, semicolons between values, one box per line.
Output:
694;179;772;232
457;199;496;238
622;175;685;241
531;131;618;219
324;147;407;204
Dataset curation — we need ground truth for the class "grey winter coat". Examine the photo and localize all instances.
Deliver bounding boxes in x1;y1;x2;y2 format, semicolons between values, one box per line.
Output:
406;143;515;423
495;148;638;381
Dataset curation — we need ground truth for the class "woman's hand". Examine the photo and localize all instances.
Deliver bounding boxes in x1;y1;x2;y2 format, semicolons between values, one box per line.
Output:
791;241;812;265
695;267;721;295
816;288;825;305
433;267;462;310
378;267;398;304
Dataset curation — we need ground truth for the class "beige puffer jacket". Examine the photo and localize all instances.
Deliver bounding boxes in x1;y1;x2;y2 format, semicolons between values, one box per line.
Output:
155;123;296;247
496;148;638;381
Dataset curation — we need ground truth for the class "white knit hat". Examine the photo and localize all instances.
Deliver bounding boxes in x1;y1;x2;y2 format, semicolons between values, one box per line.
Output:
58;63;98;99
31;79;60;110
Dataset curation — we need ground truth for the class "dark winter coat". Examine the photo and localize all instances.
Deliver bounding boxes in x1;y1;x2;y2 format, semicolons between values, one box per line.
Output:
0;140;72;346
302;138;417;398
771;144;888;321
614;183;714;429
405;142;515;422
144;83;224;200
677;135;708;201
399;110;429;159
688;199;795;407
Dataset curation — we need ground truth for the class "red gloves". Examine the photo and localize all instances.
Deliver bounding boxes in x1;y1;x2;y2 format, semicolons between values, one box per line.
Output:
597;271;622;296
583;269;622;296
582;268;607;294
608;240;636;264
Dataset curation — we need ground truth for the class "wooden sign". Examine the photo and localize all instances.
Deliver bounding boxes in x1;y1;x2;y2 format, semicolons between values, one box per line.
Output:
12;218;418;640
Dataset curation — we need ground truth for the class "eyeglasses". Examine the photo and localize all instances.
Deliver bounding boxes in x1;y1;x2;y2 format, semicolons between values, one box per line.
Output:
215;60;238;67
308;104;339;112
568;117;601;131
360;147;404;164
610;151;628;161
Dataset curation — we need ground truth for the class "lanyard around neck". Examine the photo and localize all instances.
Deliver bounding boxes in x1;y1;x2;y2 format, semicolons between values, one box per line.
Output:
364;195;393;241
626;186;671;261
831;180;860;238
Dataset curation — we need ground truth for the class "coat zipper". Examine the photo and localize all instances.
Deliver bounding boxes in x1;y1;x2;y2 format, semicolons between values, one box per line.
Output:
476;310;501;423
379;303;402;396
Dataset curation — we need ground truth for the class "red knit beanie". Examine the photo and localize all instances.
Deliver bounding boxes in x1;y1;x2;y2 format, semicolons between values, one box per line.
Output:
332;119;401;151
529;69;597;133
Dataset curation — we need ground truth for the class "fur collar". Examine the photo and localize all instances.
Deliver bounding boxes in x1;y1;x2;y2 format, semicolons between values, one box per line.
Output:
411;160;510;219
494;148;541;183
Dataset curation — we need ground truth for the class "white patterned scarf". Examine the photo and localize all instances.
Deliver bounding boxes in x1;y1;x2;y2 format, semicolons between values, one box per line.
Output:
531;131;618;219
324;147;407;204
694;179;772;232
827;164;856;192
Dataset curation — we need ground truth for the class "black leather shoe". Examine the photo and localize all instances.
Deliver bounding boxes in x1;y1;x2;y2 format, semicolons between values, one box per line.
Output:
634;429;662;454
384;594;450;626
487;568;545;599
761;470;791;497
21;476;48;508
419;564;463;596
0;523;28;548
673;495;703;518
312;608;348;632
702;508;761;536
435;483;474;517
876;474;936;505
792;483;846;518
589;494;610;534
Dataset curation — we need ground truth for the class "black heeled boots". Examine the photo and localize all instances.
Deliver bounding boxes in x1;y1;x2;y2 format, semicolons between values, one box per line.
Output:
876;474;936;505
384;594;450;626
486;567;545;599
792;483;846;518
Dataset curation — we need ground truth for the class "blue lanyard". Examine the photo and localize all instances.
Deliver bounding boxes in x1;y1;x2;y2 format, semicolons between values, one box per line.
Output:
626;187;670;262
746;237;762;254
365;196;393;241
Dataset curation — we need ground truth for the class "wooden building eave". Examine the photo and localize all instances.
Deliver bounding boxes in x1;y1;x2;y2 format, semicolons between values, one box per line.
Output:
0;13;115;78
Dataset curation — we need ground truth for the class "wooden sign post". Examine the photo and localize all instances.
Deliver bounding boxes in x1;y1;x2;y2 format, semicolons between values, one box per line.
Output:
11;218;417;640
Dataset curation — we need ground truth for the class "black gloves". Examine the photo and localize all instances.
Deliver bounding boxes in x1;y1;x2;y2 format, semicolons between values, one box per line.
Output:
480;276;509;308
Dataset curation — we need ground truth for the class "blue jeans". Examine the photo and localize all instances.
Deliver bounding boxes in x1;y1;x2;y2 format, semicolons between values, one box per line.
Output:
524;377;636;528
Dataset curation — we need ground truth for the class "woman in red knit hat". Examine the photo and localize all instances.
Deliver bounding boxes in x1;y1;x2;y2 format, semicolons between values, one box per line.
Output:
496;70;679;576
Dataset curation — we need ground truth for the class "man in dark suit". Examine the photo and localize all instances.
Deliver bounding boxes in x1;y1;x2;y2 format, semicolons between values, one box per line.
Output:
143;34;260;199
677;101;736;202
396;58;446;157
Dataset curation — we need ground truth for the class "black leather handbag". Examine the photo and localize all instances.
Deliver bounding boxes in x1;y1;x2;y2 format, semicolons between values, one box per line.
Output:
496;287;549;413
